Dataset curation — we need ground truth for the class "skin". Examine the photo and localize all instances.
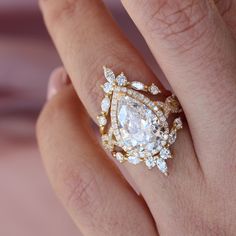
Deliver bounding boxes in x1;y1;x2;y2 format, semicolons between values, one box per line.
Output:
37;0;236;235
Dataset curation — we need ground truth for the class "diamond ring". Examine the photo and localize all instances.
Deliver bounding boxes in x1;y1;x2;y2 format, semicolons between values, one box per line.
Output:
97;67;183;175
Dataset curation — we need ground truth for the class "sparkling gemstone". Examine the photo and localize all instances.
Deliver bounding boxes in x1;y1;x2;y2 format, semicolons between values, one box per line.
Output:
103;82;113;93
131;81;145;90
169;131;177;144
116;74;127;86
128;154;140;165
156;158;168;173
153;106;158;111
103;67;115;83
148;83;161;95
162;133;169;140
145;157;156;169
98;115;107;126
166;96;181;113
115;152;124;162
115;95;165;155
101;97;110;112
156;110;163;117
160;148;171;159
174;117;183;129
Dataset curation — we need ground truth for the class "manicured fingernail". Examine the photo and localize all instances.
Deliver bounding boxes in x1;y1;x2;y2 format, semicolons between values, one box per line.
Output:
47;67;70;100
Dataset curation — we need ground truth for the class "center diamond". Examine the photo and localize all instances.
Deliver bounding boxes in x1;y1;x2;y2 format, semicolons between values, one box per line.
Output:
115;94;164;155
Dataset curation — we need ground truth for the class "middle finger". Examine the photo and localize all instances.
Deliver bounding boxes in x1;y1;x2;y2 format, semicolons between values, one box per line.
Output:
121;0;236;168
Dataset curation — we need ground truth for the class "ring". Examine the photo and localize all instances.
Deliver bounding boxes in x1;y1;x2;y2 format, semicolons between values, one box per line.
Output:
97;67;183;175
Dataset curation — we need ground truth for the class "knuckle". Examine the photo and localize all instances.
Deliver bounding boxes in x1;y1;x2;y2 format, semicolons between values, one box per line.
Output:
143;0;210;50
39;0;80;28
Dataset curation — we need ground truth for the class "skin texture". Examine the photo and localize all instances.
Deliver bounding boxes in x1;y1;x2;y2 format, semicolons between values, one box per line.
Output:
37;0;236;235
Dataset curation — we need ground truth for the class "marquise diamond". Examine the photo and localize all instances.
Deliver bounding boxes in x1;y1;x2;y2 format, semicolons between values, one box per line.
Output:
101;97;110;112
156;158;168;173
131;81;145;90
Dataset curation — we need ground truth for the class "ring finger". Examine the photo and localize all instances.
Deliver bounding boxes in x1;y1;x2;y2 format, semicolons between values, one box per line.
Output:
39;0;201;226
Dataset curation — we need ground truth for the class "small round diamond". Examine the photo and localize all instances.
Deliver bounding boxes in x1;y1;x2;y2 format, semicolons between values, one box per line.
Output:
145;157;156;169
115;152;124;162
101;97;110;112
116;74;127;86
153;106;158;111
103;82;113;93
160;148;171;159
160;116;166;122
162;134;169;141
148;84;161;95
98;115;107;126
121;87;127;92
156;110;162;117
174;117;183;129
128;154;140;165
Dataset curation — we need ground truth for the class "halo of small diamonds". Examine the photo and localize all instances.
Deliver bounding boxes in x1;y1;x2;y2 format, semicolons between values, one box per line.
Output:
97;66;183;175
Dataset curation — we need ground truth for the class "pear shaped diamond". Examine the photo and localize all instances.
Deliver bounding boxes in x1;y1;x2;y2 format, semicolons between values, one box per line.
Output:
111;92;168;158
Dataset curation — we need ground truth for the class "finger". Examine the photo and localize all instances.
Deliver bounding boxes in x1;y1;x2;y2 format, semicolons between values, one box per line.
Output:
215;0;236;37
39;0;166;120
37;85;158;236
39;0;202;221
124;126;206;235
121;0;236;164
47;66;70;100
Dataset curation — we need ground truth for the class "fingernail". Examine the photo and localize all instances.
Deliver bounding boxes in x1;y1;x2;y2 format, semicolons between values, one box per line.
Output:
47;67;70;100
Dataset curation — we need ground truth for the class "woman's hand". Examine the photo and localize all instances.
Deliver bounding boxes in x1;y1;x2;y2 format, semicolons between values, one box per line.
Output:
37;0;236;235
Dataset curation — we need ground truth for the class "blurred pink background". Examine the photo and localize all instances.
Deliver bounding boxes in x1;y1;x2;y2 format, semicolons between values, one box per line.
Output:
0;1;164;235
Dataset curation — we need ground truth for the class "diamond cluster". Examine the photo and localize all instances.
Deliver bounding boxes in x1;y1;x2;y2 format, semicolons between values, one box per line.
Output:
98;67;182;175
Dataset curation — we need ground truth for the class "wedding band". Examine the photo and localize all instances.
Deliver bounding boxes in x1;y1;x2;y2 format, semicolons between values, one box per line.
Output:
97;67;183;175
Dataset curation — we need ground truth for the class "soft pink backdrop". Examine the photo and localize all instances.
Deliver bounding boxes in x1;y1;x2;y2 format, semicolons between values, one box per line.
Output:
0;1;164;235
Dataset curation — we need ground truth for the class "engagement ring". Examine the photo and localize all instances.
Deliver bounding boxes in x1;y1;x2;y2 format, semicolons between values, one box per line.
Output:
97;67;183;175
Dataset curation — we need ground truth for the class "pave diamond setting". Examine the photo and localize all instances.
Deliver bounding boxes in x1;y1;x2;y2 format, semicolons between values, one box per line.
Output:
97;67;183;175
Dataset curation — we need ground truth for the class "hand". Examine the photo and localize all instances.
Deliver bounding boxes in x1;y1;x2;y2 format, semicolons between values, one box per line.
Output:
37;1;236;235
